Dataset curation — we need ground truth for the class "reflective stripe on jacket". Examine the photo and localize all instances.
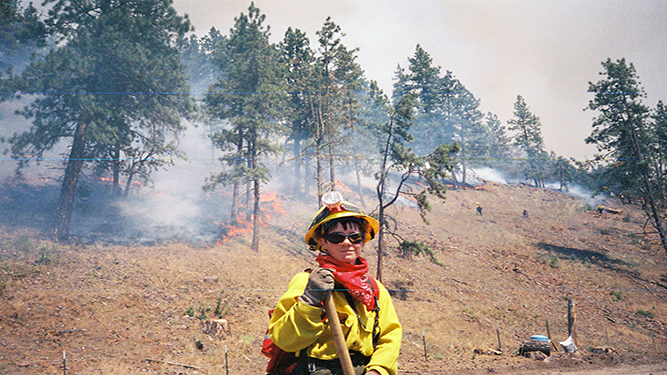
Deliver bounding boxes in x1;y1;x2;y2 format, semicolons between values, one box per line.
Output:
269;272;402;375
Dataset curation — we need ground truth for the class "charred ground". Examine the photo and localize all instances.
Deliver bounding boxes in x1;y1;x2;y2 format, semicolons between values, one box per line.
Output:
1;181;667;374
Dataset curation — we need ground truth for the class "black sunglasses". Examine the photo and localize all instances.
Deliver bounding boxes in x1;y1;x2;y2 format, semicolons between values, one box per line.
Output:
324;232;364;244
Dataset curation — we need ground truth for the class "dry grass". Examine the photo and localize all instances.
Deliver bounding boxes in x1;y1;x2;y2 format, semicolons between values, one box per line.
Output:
1;182;667;374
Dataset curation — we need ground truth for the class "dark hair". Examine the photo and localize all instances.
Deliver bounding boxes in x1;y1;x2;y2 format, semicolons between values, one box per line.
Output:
318;217;363;237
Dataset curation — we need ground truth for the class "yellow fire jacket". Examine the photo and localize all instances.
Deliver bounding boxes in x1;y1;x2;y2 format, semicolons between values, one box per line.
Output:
269;272;402;375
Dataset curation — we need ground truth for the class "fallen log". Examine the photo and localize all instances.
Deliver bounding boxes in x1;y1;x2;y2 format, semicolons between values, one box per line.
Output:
519;339;550;356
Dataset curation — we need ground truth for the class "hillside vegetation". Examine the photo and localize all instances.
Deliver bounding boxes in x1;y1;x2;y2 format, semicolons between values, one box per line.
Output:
1;182;666;374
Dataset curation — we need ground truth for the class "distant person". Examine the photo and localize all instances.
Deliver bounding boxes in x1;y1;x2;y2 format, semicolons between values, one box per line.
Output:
476;202;483;216
268;191;402;375
523;209;528;217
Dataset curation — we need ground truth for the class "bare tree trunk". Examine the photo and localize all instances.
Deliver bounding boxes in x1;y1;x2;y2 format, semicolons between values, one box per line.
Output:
451;170;459;189
53;123;87;241
316;138;323;205
293;137;302;196
327;135;335;191
461;157;467;186
124;173;134;197
251;179;260;252
245;180;252;221
625;118;667;254
112;145;121;196
231;182;239;225
303;152;310;197
376;205;384;282
354;158;365;206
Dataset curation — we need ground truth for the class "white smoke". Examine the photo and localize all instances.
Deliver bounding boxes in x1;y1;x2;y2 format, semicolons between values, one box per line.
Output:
470;167;509;185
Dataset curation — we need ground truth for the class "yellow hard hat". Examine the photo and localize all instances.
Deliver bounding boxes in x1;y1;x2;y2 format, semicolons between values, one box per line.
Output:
305;191;379;252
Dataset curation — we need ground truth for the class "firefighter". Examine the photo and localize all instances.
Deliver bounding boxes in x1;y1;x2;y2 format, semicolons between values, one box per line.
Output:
268;191;402;375
476;202;483;216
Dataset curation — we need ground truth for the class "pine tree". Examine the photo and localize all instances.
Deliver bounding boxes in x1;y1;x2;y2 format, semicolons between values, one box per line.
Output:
310;18;363;202
651;100;667;203
479;112;512;168
4;0;192;240
393;44;485;185
374;94;458;281
552;155;575;191
179;28;225;98
587;58;667;254
507;95;548;187
204;3;285;251
279;26;315;196
0;0;47;75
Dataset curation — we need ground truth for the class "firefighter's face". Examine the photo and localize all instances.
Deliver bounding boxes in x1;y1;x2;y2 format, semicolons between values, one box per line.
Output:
319;222;364;264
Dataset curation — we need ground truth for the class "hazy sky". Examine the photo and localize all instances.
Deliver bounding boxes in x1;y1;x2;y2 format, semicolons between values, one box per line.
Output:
173;0;667;161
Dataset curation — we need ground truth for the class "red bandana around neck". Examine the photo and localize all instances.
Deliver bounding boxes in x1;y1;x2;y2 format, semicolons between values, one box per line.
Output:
316;253;379;311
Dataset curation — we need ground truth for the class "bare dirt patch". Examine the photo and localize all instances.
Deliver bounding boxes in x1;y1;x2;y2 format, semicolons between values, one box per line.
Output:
1;182;666;374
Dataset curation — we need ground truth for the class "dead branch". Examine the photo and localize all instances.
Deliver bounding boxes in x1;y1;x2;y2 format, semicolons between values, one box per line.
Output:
143;358;201;371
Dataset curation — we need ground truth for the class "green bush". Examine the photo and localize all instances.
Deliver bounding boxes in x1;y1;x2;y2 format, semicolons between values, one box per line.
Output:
35;244;57;265
636;309;655;319
399;240;445;267
610;290;624;301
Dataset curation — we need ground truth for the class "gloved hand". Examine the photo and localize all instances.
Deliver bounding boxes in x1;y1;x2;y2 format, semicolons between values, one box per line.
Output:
299;267;334;307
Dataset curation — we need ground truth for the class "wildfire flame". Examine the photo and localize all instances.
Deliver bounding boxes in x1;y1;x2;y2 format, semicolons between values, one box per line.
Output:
97;176;143;189
445;183;485;190
216;190;286;244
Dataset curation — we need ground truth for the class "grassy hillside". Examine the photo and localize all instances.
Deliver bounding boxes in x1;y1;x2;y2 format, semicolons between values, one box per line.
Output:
1;182;666;374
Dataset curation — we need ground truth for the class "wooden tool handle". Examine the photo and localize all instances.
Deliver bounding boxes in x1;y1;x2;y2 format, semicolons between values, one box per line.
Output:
324;294;355;375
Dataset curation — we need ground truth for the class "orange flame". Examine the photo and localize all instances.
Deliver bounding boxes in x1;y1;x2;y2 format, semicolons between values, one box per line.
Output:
216;191;286;244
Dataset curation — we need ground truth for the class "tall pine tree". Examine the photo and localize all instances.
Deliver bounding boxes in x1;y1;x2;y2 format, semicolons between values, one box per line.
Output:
587;58;667;254
507;95;548;187
279;26;315;196
4;0;192;240
204;3;285;251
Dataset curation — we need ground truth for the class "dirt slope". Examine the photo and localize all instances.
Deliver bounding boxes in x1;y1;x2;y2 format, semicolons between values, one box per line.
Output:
1;182;666;374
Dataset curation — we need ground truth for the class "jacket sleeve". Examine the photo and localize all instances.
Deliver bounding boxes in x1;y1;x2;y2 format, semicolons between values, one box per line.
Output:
365;280;402;375
268;272;326;352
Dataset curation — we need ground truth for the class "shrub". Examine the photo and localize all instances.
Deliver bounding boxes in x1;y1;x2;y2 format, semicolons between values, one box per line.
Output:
35;244;57;265
536;251;559;268
636;309;655;319
610;290;624;301
399;240;445;267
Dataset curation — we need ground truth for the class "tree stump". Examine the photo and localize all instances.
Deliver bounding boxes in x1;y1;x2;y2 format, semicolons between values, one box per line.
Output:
201;319;231;340
519;339;550;357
